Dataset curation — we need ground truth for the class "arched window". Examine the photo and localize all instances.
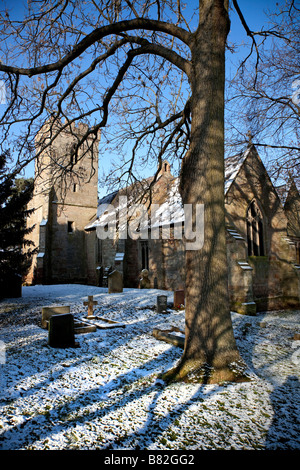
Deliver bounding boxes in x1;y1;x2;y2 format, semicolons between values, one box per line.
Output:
140;241;149;270
247;200;265;256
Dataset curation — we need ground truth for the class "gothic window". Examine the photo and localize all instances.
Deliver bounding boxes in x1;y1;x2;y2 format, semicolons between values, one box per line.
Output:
140;241;149;270
247;200;265;256
96;238;102;264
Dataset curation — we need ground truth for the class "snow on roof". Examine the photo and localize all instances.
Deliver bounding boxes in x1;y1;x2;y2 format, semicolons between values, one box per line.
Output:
224;149;249;194
115;252;125;261
85;150;248;231
84;190;119;230
150;178;184;228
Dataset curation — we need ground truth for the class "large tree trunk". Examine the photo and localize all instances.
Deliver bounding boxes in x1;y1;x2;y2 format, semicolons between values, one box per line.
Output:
163;0;248;384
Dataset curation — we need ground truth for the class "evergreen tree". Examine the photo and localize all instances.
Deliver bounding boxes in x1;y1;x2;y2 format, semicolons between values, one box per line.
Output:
0;151;35;298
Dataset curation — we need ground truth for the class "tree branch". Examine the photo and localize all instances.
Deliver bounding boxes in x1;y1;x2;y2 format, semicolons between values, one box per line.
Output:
0;18;192;77
232;0;260;80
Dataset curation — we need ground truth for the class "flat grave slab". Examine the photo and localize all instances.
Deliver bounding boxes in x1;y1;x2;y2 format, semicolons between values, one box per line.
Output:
82;315;126;329
152;326;185;348
74;319;97;334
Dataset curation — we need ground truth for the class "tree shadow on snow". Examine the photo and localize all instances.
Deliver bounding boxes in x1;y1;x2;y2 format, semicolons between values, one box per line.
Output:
264;375;300;450
0;344;219;450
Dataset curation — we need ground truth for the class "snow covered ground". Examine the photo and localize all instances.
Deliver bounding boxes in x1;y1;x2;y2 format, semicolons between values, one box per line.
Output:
0;284;299;451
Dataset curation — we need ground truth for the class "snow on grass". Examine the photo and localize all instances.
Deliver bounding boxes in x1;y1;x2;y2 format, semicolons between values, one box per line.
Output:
0;284;299;450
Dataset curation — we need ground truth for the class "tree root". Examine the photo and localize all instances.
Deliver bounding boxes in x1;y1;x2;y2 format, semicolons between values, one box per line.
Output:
161;359;251;385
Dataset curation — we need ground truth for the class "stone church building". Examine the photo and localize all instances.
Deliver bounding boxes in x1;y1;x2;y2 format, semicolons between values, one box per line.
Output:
25;119;100;286
25;122;300;314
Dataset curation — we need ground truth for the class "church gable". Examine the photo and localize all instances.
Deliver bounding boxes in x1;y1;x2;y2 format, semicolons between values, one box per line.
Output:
85;149;299;311
225;146;299;311
284;180;300;265
225;146;287;240
284;180;300;239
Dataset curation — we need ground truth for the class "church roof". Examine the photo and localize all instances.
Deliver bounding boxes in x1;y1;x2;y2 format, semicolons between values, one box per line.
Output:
85;150;249;231
224;149;249;194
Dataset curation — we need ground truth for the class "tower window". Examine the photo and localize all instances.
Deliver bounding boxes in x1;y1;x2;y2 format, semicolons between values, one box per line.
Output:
70;143;78;165
67;221;75;233
73;183;77;193
247;200;265;256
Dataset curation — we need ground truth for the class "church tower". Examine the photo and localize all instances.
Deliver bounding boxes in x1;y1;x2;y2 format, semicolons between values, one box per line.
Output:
25;119;100;284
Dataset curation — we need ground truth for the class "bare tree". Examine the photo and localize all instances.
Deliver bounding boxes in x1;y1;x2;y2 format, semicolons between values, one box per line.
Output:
226;0;300;186
0;0;278;383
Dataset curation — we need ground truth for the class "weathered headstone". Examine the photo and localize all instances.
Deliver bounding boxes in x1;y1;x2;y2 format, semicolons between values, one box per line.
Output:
102;266;113;287
174;289;185;309
48;313;75;348
83;295;98;318
108;270;123;293
157;295;167;313
115;252;125;272
42;305;71;329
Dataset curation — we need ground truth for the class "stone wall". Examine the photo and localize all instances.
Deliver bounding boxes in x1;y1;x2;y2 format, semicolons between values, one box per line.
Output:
24;120;99;285
90;148;299;312
225;148;300;311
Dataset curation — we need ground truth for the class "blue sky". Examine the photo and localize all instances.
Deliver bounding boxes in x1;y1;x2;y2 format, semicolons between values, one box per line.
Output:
226;0;276;74
1;0;280;191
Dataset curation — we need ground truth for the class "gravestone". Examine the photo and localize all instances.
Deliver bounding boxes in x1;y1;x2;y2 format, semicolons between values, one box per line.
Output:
157;295;168;313
102;266;113;287
115;252;125;272
174;289;185;309
42;305;71;329
83;295;98;319
48;313;75;348
108;270;123;293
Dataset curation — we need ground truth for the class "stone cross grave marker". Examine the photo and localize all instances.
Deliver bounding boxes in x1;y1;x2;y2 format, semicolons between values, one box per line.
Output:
48;313;76;348
108;270;123;293
84;295;98;319
157;295;168;313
